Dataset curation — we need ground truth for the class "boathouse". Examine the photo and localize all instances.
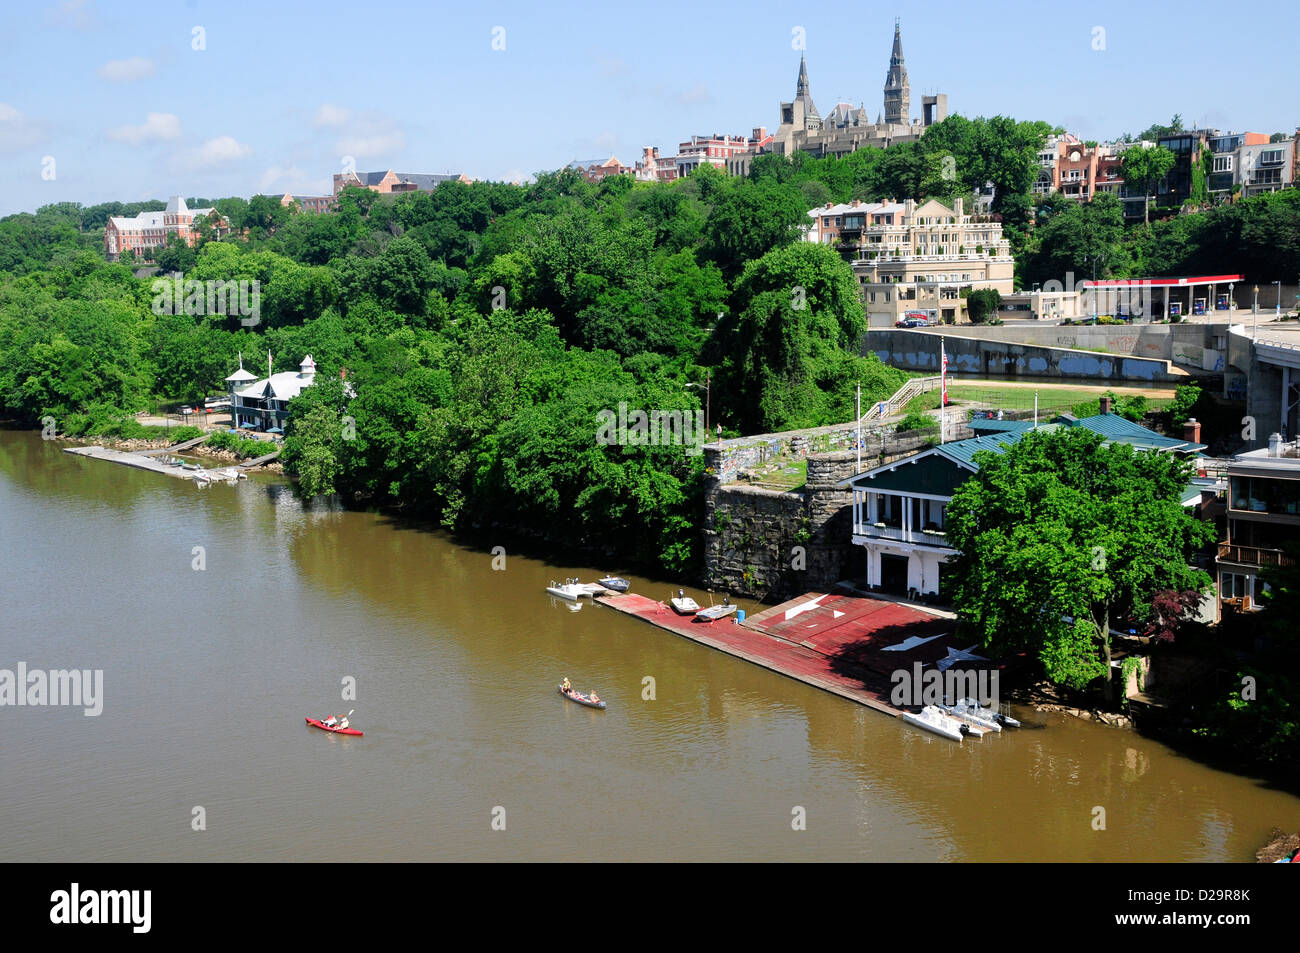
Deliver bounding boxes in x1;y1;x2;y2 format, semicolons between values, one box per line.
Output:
841;410;1208;597
225;353;319;433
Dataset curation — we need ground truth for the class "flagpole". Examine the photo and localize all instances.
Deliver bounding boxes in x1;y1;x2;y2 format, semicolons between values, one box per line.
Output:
855;382;861;472
939;340;948;445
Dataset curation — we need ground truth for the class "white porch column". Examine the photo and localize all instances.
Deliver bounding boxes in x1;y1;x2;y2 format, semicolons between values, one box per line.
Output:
903;494;912;541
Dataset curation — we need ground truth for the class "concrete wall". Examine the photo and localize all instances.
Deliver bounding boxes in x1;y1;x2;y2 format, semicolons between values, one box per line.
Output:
867;329;1181;382
918;322;1228;371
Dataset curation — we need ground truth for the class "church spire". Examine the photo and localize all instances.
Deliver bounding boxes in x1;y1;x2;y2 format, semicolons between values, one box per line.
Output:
883;18;910;125
796;54;810;98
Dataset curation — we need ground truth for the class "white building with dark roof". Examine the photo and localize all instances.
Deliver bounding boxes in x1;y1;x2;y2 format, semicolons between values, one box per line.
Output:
226;353;320;433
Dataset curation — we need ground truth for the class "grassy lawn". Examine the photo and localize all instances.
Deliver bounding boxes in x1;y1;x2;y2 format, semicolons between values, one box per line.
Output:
901;383;1175;417
744;456;807;491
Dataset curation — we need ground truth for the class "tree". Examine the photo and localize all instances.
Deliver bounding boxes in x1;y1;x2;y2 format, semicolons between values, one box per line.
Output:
1121;145;1177;225
945;428;1214;700
702;178;806;280
964;287;1001;323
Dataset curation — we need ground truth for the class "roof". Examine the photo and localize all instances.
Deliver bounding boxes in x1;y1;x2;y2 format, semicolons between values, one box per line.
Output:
1063;414;1206;452
808;201;907;218
1082;275;1243;288
108;204;216;230
840;414;1203;490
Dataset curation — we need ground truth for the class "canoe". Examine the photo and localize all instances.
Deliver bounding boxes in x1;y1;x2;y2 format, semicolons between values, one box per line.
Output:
557;685;606;710
305;716;363;736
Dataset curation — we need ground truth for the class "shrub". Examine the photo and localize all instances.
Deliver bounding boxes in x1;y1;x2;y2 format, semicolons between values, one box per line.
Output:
896;410;939;432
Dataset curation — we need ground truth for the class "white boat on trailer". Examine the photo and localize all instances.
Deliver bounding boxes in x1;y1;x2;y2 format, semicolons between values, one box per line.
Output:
902;705;971;742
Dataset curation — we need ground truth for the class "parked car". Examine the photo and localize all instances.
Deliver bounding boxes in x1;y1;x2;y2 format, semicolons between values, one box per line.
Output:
179;406;194;416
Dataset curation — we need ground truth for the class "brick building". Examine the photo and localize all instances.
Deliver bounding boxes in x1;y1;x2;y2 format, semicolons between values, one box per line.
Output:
104;195;226;261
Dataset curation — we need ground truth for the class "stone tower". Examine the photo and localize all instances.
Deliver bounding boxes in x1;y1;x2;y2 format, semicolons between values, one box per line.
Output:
784;55;821;131
883;19;909;126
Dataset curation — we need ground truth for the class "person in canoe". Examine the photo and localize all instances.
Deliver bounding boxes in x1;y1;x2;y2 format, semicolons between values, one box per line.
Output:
589;691;600;704
338;715;350;729
561;677;572;694
324;714;339;727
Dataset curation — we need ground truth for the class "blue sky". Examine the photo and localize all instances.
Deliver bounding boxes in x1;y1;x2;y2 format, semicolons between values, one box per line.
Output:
1;0;1296;216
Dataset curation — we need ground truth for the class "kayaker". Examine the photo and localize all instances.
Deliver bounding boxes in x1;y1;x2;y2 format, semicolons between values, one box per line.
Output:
338;715;350;730
324;715;338;727
561;677;572;693
589;691;600;704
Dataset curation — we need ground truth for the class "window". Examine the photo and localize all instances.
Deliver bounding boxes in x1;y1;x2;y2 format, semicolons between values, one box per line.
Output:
1213;155;1233;173
1221;572;1253;600
1260;149;1285;166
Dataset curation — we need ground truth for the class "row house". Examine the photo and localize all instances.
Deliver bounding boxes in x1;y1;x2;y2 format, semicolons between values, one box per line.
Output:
566;156;635;183
806;197;1014;324
104;195;226;261
1216;433;1300;612
271;193;336;214
332;170;472;196
842;410;1208;598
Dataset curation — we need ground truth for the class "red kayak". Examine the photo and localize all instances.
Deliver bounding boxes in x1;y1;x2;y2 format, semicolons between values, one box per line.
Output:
305;717;363;736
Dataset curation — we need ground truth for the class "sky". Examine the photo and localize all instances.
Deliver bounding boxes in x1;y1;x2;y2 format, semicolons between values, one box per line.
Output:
1;0;1297;216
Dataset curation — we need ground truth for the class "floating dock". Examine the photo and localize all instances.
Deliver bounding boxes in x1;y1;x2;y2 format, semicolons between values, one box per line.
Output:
597;588;966;718
63;445;244;483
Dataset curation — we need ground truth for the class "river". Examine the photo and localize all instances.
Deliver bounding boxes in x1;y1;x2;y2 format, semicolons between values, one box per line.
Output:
0;430;1293;861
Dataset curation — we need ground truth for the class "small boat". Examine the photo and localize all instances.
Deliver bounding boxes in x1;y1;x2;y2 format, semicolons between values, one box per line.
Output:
546;578;592;601
598;576;630;593
696;596;737;622
942;696;1010;731
557;685;606;710
181;461;202;471
902;705;968;742
670;589;700;614
305;716;363;736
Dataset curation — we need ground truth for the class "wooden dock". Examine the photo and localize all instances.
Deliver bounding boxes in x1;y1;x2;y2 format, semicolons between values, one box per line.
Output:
63;445;243;483
239;449;281;468
596;591;915;717
137;434;210;456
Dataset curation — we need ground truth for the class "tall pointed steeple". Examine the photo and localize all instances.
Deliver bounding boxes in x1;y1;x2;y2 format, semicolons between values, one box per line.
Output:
791;54;820;130
883;18;910;126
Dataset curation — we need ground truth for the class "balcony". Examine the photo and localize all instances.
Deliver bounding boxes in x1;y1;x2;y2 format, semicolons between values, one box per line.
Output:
852;523;950;545
1217;542;1292;568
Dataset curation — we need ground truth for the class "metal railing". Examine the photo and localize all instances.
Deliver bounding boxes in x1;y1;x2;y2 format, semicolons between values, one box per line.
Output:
859;375;941;423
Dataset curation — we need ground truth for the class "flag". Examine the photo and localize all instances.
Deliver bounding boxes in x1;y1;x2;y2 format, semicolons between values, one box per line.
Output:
940;340;948;406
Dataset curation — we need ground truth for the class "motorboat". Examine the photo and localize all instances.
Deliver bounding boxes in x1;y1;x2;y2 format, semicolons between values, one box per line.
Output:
696;596;737;622
598;576;631;593
941;696;1008;733
546;578;593;601
670;589;700;614
902;705;969;742
940;698;1002;732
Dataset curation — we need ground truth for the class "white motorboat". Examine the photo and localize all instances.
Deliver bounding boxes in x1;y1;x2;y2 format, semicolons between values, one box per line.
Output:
941;698;1002;732
546;578;592;601
902;705;969;742
948;696;1020;729
670;589;700;615
696;596;737;622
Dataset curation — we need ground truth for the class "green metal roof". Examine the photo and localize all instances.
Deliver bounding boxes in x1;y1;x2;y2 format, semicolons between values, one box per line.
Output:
1064;414;1207;453
966;418;1036;434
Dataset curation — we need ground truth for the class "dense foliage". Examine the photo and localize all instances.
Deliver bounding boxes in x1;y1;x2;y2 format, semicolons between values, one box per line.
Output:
945;428;1214;698
0;168;909;573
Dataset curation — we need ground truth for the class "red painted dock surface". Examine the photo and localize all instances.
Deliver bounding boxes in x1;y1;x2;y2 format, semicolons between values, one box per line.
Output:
596;589;968;717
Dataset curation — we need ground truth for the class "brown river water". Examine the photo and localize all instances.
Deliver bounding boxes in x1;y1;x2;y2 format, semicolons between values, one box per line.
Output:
1;430;1295;862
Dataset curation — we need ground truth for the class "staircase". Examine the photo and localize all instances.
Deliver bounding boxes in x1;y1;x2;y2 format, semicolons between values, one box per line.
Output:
860;376;941;423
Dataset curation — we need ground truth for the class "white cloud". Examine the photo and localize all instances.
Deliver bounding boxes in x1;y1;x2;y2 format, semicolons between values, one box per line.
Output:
47;0;98;31
312;104;350;127
677;84;712;106
107;112;181;145
185;135;253;169
0;103;49;153
257;164;328;194
336;130;405;159
98;57;156;82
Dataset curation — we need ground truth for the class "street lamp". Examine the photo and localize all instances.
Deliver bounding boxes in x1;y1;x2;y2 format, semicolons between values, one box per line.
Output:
1254;285;1259;338
1274;280;1282;323
685;370;711;437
